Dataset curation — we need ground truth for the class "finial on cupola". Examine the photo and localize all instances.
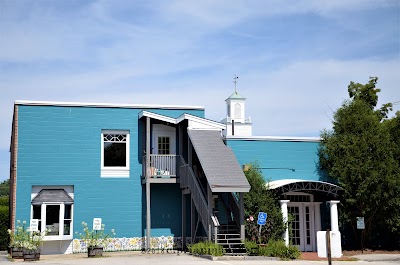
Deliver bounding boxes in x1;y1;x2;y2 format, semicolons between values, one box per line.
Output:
233;75;239;93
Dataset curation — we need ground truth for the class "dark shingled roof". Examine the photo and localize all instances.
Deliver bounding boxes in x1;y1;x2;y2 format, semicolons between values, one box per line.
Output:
32;189;74;205
188;129;250;192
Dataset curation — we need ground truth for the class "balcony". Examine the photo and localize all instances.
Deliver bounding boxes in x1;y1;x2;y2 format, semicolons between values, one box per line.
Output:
142;154;183;184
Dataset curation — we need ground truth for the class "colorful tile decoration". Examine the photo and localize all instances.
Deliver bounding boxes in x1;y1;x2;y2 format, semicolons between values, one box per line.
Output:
72;236;207;253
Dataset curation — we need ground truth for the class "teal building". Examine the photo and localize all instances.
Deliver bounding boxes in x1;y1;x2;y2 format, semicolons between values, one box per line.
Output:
9;92;341;254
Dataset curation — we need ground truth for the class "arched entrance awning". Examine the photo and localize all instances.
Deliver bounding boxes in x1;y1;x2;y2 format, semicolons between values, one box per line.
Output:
268;179;342;198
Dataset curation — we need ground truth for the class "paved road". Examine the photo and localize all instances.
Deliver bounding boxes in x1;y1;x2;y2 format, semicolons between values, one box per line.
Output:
1;251;400;265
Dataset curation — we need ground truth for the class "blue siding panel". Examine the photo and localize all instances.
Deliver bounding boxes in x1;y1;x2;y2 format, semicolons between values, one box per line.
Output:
227;139;323;182
16;105;203;238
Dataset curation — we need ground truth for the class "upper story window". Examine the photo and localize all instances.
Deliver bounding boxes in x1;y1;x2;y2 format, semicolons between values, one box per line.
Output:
157;136;170;154
101;130;130;177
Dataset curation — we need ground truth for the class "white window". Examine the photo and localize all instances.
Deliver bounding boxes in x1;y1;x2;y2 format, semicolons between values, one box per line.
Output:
101;130;130;177
31;187;74;240
234;103;241;119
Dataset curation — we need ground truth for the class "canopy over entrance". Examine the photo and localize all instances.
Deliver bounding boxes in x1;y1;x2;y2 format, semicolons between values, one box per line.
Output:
268;179;342;198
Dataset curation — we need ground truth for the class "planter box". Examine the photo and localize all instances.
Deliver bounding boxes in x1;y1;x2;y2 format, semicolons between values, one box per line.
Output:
88;246;103;257
10;247;24;259
23;249;40;261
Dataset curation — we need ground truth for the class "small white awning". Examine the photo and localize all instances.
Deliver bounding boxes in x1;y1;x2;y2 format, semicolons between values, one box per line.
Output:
268;179;342;197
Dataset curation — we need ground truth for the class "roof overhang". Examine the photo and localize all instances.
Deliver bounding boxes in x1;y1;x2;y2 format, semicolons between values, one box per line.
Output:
32;189;74;205
139;111;226;130
15;100;204;110
268;179;342;197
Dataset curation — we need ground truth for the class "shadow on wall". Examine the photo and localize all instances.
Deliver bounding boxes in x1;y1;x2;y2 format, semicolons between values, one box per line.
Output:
141;184;182;238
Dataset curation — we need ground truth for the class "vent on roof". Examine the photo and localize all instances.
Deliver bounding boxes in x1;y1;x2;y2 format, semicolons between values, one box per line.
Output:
31;189;74;205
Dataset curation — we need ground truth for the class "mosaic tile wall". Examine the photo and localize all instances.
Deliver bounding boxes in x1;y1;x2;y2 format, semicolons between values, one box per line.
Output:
72;236;207;253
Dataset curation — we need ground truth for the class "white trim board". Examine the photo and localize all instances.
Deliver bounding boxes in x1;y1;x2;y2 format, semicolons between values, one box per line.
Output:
225;135;321;142
15;100;204;110
139;111;226;130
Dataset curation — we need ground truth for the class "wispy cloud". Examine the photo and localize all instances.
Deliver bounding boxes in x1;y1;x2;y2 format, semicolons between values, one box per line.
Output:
0;0;398;180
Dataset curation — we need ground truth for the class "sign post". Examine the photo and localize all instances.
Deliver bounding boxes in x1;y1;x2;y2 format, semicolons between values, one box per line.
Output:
257;212;267;243
30;219;39;232
357;217;365;253
93;218;102;230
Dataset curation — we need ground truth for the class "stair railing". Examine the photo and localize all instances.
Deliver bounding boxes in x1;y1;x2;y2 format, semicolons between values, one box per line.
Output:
180;163;216;241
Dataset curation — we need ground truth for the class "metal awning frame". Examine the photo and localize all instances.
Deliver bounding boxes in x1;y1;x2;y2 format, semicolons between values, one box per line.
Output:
269;180;342;198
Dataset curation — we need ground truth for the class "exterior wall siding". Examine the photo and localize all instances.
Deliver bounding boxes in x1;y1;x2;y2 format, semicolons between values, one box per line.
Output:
226;139;323;182
15;105;203;239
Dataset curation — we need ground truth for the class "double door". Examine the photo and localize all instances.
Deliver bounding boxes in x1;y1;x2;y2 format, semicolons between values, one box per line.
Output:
288;203;314;251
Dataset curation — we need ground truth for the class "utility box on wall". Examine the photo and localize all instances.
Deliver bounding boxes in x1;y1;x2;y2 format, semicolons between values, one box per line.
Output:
317;231;342;258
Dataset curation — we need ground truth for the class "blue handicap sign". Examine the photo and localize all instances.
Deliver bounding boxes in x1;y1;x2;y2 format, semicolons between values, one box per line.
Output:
257;212;267;225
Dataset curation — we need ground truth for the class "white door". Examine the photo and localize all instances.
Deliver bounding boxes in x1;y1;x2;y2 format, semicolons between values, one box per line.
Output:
288;204;314;251
152;124;176;155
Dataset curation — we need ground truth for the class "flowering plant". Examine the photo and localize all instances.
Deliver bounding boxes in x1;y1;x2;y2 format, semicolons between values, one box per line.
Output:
8;220;48;250
7;220;29;248
76;221;116;248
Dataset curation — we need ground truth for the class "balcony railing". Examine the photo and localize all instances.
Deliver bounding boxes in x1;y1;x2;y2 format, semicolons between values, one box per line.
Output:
142;154;183;179
221;116;251;124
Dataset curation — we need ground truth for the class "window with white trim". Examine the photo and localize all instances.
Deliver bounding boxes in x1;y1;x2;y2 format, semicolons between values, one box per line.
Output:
101;130;130;177
31;187;74;240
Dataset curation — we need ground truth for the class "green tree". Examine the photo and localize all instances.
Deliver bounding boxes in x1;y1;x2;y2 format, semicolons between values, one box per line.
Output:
243;162;285;243
0;179;10;250
319;77;400;249
0;179;10;197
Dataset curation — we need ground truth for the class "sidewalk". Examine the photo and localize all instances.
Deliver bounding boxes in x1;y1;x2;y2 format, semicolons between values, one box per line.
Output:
2;250;400;265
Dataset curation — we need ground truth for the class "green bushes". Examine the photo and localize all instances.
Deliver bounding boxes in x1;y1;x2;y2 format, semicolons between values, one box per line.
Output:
0;205;9;250
245;240;300;260
244;240;259;256
188;241;225;256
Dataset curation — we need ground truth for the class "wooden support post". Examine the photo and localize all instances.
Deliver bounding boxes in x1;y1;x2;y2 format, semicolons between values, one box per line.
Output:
146;117;151;250
182;192;186;251
326;229;332;265
239;192;245;241
191;198;195;245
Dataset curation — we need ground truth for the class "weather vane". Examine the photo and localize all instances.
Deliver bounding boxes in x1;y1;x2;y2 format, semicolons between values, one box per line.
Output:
233;75;239;93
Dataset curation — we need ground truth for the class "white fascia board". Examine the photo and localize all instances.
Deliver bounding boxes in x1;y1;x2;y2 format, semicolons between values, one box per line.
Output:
139;111;225;131
139;111;177;124
15;100;204;110
179;114;226;130
225;135;321;142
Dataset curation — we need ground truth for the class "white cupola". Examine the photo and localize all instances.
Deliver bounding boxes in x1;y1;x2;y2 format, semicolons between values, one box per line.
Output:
221;77;252;137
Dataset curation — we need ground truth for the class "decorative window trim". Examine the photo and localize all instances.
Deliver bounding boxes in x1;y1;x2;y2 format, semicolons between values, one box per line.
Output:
101;130;130;178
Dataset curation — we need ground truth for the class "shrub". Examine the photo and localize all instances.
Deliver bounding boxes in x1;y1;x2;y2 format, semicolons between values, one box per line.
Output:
247;240;300;260
265;240;300;260
188;241;225;256
0;205;9;250
244;240;258;256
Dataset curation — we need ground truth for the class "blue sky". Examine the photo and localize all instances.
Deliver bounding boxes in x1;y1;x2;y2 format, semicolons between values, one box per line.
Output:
0;0;399;181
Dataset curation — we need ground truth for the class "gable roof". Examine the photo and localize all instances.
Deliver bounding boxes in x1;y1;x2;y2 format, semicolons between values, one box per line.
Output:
139;110;226;130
